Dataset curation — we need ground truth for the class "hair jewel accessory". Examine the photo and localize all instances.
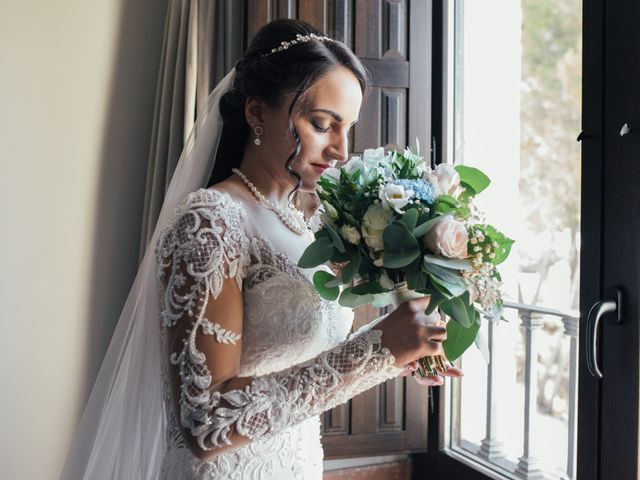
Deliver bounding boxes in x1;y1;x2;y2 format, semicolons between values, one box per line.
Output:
262;33;334;57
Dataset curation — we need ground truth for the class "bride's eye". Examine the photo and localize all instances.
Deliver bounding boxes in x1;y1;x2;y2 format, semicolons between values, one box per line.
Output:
311;119;330;133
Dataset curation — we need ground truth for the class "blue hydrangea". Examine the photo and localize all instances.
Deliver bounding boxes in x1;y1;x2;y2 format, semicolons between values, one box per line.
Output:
392;179;435;204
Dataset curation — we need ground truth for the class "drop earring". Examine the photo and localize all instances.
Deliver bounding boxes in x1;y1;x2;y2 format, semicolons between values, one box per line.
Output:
254;126;263;146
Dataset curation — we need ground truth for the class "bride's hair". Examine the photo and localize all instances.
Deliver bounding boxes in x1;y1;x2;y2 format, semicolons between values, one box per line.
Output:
209;19;369;200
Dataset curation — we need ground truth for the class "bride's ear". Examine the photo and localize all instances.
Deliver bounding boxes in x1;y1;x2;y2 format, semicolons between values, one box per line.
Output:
245;97;265;127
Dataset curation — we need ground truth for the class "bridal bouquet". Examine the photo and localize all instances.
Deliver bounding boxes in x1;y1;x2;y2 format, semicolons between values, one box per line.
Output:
298;145;513;377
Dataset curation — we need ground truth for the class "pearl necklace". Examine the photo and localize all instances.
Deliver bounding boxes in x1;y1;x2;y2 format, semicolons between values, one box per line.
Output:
232;168;308;235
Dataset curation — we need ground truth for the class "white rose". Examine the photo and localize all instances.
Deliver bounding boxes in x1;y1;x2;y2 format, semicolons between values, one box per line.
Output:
362;147;386;168
340;224;361;244
343;157;363;175
321;167;340;181
424;215;469;259
378;183;414;214
426;163;461;197
361;204;393;251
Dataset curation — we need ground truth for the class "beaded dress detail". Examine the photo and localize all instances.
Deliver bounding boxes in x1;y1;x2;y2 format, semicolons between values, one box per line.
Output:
155;188;402;479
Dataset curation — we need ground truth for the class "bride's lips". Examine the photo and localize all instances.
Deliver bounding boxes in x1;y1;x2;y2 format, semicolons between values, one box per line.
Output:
311;163;330;174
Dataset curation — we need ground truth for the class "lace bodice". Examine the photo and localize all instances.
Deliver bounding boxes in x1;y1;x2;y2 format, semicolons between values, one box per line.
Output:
155;188;402;479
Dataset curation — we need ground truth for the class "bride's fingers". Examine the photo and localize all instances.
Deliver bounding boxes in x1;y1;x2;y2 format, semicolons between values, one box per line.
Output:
441;366;464;377
412;374;444;386
422;325;447;343
400;361;420;377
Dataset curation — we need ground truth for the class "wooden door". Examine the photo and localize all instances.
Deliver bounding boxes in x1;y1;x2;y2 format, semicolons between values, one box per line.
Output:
246;0;434;473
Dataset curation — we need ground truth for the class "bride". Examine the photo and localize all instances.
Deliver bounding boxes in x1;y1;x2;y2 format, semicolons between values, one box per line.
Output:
61;18;462;480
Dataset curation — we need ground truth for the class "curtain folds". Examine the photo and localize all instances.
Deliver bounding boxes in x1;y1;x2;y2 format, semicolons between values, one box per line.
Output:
139;0;243;258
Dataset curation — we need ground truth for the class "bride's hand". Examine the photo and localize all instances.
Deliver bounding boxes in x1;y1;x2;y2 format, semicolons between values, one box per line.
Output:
377;296;448;367
401;360;464;386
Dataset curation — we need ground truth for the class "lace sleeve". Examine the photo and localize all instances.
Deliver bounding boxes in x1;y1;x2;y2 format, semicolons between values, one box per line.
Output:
205;327;403;451
156;189;403;458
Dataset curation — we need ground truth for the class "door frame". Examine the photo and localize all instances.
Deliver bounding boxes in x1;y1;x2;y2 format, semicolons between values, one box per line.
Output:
418;1;624;479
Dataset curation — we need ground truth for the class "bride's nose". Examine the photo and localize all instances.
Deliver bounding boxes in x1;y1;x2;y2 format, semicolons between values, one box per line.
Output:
327;131;349;163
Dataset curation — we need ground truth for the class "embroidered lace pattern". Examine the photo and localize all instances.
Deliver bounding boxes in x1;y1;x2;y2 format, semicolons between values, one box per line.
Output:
155;189;402;479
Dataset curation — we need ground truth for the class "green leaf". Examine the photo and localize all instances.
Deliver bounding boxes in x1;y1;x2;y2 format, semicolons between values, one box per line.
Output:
298;236;334;268
413;216;440;238
352;280;387;295
383;223;421;268
434;201;456;215
454;165;491;195
485;225;515;265
325;223;346;253
372;292;392;308
406;269;427;291
399;208;419;232
440;296;473;328
341;251;361;284
313;271;340;301
435;195;459;208
423;254;473;271
425;288;446;314
428;273;466;297
424;262;465;286
338;287;374;308
443;317;480;361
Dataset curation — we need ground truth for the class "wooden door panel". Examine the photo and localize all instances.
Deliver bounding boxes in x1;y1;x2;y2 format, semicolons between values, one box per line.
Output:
246;0;431;462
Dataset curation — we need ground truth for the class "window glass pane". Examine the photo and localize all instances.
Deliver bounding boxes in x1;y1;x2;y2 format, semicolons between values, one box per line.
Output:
450;1;582;478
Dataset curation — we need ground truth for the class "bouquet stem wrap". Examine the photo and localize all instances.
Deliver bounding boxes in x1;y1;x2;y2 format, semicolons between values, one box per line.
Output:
390;282;450;377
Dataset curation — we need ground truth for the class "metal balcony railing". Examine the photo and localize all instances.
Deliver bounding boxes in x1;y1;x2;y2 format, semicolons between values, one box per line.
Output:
448;301;580;480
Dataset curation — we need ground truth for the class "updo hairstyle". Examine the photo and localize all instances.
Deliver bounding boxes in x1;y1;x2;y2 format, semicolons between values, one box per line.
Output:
209;18;369;201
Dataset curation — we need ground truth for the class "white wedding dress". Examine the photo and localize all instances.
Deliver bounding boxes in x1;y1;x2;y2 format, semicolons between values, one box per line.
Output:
154;188;403;479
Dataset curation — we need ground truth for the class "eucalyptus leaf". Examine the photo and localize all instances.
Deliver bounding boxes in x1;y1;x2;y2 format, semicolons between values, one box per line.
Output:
313;271;340;301
298;237;334;268
424;262;466;286
423;254;473;271
325;223;346;253
425;288;446;315
338;287;374;308
372;292;392;308
399;208;419;231
383;223;420;268
351;280;387;295
341;251;361;284
413;216;440;238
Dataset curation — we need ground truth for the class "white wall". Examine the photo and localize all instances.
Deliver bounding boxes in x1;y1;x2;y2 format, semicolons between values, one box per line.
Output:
0;1;167;478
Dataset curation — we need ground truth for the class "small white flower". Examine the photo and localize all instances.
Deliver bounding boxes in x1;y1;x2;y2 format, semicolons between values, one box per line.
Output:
322;201;338;219
340;224;361;244
373;256;384;267
378;183;414;214
362;147;387;168
343;157;364;175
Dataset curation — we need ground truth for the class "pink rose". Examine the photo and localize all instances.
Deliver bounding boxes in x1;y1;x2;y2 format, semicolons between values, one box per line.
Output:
425;216;469;259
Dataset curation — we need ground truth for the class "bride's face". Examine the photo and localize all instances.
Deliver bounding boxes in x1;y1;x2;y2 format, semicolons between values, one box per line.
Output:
261;65;363;192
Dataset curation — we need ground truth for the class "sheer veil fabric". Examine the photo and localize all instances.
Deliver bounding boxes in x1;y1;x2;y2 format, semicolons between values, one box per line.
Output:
60;69;236;480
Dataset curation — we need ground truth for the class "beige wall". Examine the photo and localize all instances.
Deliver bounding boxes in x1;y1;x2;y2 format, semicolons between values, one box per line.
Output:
0;1;167;478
